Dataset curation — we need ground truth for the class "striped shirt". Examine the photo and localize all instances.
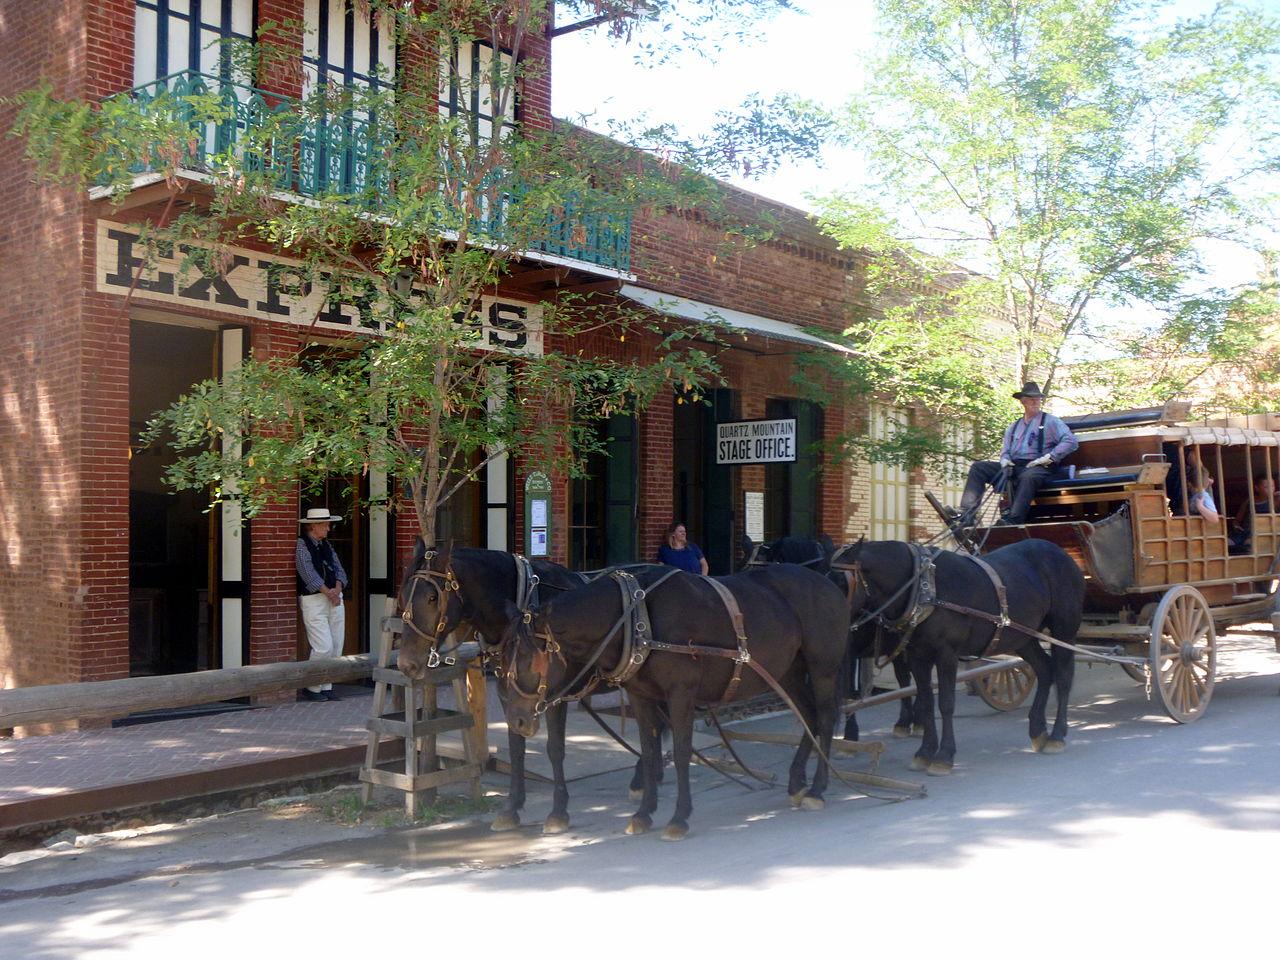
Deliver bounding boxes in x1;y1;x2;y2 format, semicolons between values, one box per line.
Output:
296;535;349;594
999;413;1079;464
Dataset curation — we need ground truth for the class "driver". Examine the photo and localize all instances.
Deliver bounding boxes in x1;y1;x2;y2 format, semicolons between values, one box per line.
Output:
955;381;1078;526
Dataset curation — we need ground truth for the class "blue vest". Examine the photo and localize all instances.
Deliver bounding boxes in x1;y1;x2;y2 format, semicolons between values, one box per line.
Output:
297;536;339;595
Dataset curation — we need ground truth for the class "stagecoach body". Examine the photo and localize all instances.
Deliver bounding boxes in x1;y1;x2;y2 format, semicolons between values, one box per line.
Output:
967;403;1280;722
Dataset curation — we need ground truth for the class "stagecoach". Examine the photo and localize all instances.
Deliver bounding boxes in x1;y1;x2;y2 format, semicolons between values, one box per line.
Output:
947;401;1280;723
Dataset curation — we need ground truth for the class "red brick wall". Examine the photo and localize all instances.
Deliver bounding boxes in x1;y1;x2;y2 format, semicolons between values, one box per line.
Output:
0;1;92;695
247;322;302;667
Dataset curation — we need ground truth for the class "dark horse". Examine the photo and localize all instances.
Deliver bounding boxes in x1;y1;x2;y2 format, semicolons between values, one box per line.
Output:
743;534;921;742
840;538;1084;775
398;541;608;835
501;563;850;840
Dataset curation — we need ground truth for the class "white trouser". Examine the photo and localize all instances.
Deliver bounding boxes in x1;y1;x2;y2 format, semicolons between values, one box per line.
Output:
299;592;345;692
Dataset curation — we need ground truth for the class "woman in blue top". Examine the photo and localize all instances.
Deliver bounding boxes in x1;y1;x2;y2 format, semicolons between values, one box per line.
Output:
656;520;708;575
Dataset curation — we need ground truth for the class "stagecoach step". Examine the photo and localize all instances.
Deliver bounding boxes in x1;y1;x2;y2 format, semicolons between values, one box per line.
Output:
360;598;487;818
1227;593;1269;603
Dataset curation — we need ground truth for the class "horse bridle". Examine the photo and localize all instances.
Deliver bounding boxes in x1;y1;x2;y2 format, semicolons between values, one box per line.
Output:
832;544;937;669
505;568;682;715
400;561;465;668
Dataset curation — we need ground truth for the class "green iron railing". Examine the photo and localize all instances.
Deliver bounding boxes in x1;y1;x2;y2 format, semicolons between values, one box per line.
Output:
115;71;631;272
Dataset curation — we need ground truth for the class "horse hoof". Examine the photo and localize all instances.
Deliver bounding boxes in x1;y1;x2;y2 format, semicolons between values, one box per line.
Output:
909;755;930;772
892;725;912;739
1040;738;1067;755
800;796;826;811
490;813;520;833
660;824;689;842
625;816;652;836
628;788;643;802
789;789;809;809
927;762;954;777
1031;733;1049;753
542;815;570;835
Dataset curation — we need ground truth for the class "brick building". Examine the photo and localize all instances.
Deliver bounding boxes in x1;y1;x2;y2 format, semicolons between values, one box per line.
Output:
0;1;957;695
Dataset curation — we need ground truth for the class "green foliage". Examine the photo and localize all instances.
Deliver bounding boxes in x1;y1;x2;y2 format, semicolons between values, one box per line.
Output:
818;0;1280;422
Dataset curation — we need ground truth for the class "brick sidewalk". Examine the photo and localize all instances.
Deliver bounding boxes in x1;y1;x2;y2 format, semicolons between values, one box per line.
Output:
0;681;648;835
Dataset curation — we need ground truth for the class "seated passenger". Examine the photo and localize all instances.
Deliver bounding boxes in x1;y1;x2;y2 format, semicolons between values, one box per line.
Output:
1186;454;1220;524
1230;476;1277;551
956;381;1078;525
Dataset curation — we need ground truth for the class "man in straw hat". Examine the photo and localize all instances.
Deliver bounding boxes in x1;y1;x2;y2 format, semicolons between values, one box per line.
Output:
955;381;1079;526
296;507;349;701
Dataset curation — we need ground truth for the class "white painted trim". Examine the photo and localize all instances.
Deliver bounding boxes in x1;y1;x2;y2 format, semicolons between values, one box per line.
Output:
220;327;244;581
619;283;856;355
221;598;243;668
369;469;388;579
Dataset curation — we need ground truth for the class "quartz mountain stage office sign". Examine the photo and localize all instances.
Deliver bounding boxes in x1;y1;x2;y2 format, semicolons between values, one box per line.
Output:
95;221;543;355
716;418;797;465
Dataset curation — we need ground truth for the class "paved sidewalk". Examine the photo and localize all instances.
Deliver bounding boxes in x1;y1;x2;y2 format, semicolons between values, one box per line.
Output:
0;680;653;836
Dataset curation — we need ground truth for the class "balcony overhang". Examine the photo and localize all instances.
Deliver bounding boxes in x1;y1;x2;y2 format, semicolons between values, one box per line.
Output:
89;170;636;284
619;284;856;356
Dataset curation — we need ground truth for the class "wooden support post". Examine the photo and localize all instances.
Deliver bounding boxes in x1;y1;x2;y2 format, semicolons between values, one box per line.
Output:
359;601;484;818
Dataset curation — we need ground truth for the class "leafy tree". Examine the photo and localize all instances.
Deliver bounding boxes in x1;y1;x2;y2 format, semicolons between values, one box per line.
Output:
810;0;1280;456
7;0;818;545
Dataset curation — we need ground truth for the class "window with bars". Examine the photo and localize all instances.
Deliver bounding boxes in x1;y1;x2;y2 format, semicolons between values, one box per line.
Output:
868;404;911;541
302;0;397;95
437;40;518;142
133;0;255;86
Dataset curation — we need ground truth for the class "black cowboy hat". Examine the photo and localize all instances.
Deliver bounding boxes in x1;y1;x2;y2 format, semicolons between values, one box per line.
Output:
1012;381;1045;399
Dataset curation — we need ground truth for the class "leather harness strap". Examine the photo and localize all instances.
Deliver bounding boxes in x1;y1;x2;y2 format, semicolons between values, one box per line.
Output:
702;576;751;705
962;555;1012;657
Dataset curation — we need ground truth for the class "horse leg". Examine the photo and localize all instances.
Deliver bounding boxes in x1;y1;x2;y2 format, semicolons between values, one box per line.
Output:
929;646;959;776
491;728;526;832
908;652;938;771
839;651;860;741
662;690;698;841
542;701;571;835
782;661;817;805
1044;643;1075;752
1019;641;1055;753
802;664;839;809
892;656;920;738
625;695;663;836
625;693;668;798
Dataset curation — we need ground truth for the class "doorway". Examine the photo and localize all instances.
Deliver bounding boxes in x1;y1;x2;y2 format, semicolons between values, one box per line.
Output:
570;413;637;570
129;320;218;676
297;478;371;658
764;397;822;542
673;389;736;574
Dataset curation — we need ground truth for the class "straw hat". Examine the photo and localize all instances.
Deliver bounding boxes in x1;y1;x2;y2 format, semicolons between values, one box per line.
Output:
299;507;343;524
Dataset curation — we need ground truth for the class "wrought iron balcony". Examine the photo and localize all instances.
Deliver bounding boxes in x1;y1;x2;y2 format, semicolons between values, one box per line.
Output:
113;71;631;272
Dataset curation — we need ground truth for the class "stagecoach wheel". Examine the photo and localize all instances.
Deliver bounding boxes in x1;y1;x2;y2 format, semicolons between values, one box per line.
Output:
1149;585;1216;723
974;662;1035;712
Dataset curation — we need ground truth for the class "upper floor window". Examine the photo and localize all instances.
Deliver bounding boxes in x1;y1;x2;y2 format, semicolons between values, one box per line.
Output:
303;0;397;96
438;40;518;142
133;0;254;86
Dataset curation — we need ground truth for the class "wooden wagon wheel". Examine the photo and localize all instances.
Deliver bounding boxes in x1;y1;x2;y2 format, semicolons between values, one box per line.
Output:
975;661;1036;712
1149;585;1216;723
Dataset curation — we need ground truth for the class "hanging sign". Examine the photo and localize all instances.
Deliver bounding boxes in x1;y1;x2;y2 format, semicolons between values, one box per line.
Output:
716;418;797;465
524;471;553;558
94;221;543;354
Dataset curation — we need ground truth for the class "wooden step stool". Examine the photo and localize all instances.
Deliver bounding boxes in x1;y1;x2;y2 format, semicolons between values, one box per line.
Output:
360;602;487;817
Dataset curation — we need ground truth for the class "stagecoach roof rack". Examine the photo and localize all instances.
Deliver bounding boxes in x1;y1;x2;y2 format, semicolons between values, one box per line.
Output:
1063;400;1192;433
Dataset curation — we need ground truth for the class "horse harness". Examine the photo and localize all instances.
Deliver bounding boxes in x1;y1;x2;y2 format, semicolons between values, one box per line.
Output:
834;543;1022;664
520;569;761;714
